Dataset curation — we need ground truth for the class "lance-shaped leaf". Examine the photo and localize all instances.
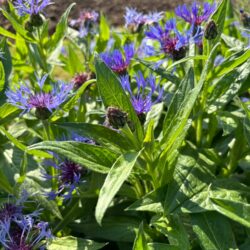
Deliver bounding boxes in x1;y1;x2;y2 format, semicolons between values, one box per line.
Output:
48;236;107;250
95;56;143;143
191;212;237;250
95;150;142;224
28;141;119;174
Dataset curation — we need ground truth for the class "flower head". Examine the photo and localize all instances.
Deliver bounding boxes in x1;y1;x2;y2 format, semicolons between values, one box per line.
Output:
120;72;163;122
71;72;92;89
70;10;99;38
42;135;92;201
100;43;135;74
6;75;73;119
14;0;52;16
146;18;200;60
175;2;216;26
0;193;52;250
124;7;163;31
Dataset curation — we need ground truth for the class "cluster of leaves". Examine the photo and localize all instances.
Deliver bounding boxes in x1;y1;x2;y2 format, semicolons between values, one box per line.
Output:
0;0;250;249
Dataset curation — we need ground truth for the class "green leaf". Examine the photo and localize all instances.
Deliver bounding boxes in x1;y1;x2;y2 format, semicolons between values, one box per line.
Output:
209;0;228;47
182;180;250;228
126;186;165;213
213;49;250;78
0;26;16;39
55;122;134;150
95;150;142;224
164;144;215;214
96;14;110;52
0;103;21;125
0;61;4;92
71;216;139;242
191;212;237;250
48;236;106;250
147;243;179;250
1;9;35;42
151;215;190;250
0;169;13;194
28;141;118;174
208;59;250;113
133;222;149;250
50;3;75;51
0;126;51;158
95;56;143;143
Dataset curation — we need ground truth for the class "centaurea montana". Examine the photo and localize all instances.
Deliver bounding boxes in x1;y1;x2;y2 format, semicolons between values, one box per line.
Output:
70;10;99;38
14;0;52;16
146;18;201;60
175;2;216;26
0;193;52;250
120;72;163;123
6;75;73;120
100;43;135;75
124;7;163;31
42;135;93;201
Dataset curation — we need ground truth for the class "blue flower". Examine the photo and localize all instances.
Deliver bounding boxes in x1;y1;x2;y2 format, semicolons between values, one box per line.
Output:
100;43;135;74
42;158;88;201
175;2;216;26
14;0;52;16
0;193;52;250
120;72;163;116
42;134;93;201
124;7;163;30
6;74;73;119
146;18;200;60
70;10;99;38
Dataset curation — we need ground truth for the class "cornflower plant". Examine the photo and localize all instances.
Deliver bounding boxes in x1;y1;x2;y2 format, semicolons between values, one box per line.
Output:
0;0;250;249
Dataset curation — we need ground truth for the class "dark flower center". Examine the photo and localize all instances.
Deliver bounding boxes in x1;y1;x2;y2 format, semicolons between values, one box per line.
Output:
60;161;84;184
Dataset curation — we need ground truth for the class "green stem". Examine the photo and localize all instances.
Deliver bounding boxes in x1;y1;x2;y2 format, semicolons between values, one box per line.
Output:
42;120;57;190
196;111;203;147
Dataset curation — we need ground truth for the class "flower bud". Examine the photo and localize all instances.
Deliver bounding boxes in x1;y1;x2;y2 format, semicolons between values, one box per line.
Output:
204;20;218;40
72;72;91;89
30;14;43;27
35;107;51;120
105;107;128;129
172;47;187;61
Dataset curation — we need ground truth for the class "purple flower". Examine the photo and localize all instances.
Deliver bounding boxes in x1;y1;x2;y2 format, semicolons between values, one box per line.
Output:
146;18;200;60
6;74;73;119
0;193;52;250
124;7;163;30
100;43;135;74
175;2;216;26
14;0;52;16
70;10;99;26
120;72;163;117
70;10;99;38
43;159;88;201
42;134;92;201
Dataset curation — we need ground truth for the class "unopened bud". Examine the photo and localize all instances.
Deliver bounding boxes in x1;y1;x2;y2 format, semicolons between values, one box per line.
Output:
204;20;218;40
30;14;43;27
35;107;51;120
105;107;128;129
172;47;187;61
